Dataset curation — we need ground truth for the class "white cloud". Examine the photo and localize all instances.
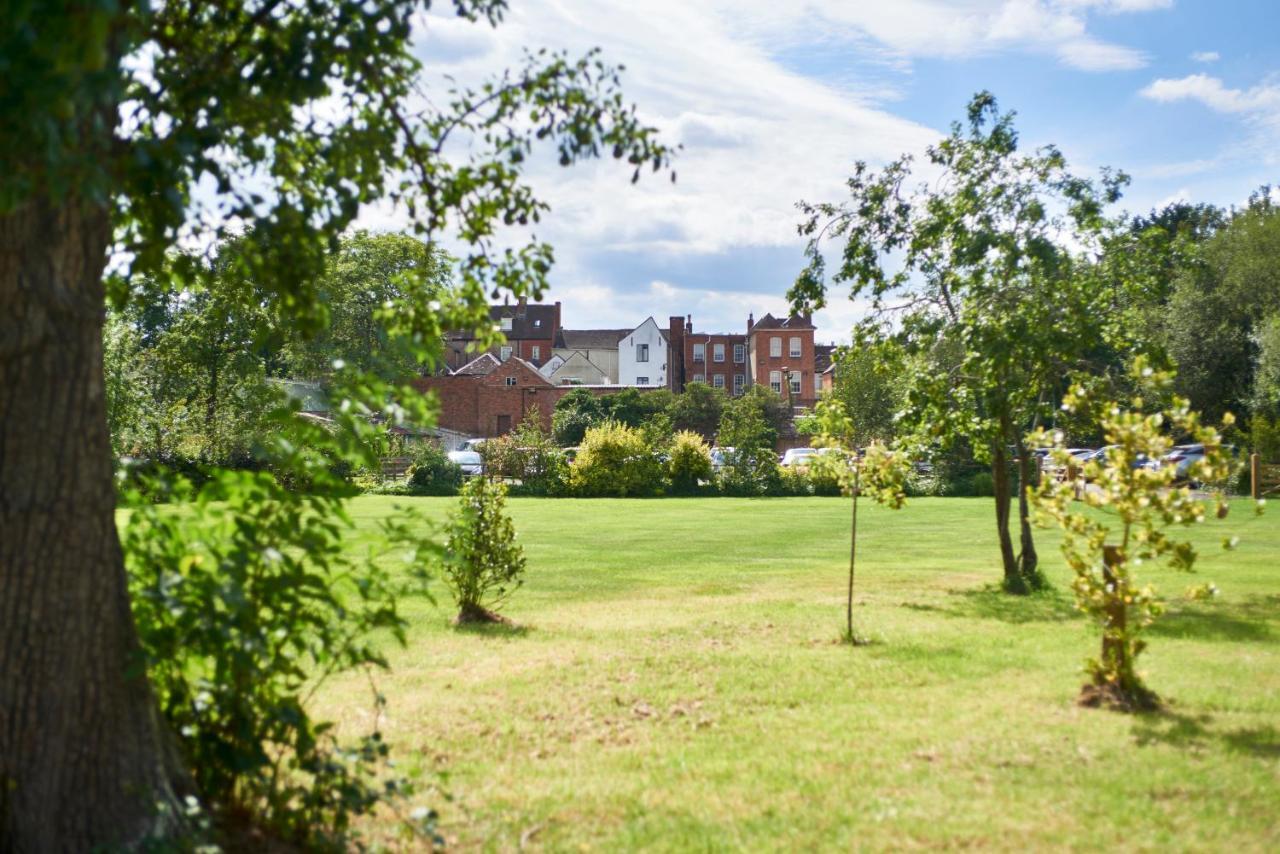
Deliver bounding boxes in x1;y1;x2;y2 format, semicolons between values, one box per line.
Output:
1191;50;1221;63
1140;73;1280;113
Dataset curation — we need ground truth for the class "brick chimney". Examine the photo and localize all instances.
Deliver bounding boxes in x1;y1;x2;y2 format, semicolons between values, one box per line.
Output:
685;314;692;335
747;312;754;333
668;315;686;393
554;300;562;337
516;296;528;318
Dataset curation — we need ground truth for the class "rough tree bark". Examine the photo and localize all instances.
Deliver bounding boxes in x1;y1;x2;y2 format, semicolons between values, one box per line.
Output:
989;441;1019;589
0;196;187;851
1013;435;1040;581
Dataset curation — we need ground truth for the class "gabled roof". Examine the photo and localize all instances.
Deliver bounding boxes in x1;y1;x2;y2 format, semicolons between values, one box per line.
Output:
446;303;558;340
624;316;668;344
452;352;501;376
555;328;630;349
752;312;815;331
814;344;836;374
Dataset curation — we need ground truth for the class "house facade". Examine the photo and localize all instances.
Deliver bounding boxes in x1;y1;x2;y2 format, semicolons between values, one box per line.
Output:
617;317;669;388
444;300;561;371
747;312;817;408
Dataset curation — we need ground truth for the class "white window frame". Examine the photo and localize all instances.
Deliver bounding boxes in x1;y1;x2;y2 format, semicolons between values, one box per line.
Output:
500;317;513;331
769;370;781;393
733;343;745;363
693;343;705;362
713;343;725;362
637;376;649;386
790;372;802;395
531;345;540;361
693;372;705;383
790;337;801;358
814;374;823;394
499;345;513;361
733;374;745;394
712;374;725;389
770;337;781;358
504;376;517;387
637;342;649;363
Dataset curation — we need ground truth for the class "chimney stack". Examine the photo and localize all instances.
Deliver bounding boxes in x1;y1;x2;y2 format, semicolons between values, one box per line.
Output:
747;312;754;333
685;314;692;335
668;316;686;393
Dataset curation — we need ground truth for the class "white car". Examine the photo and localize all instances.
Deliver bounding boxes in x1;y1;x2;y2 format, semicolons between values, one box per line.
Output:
709;447;734;471
781;447;818;467
447;450;484;475
1156;444;1206;481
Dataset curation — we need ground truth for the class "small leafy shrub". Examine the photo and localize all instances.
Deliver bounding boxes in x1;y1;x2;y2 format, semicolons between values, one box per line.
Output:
667;430;713;494
571;421;664;497
1031;360;1257;710
808;461;843;496
779;465;812;495
718;448;782;496
441;477;526;623
406;442;463;495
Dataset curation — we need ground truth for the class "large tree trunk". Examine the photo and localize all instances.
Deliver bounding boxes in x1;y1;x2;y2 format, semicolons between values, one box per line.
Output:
989;440;1020;590
0;196;187;851
1013;434;1040;582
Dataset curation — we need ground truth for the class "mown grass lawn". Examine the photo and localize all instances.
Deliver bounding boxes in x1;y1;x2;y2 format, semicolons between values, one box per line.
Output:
317;496;1279;851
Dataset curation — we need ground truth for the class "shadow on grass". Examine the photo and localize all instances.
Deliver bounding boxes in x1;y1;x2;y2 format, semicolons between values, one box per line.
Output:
1146;594;1277;644
1132;709;1280;758
451;621;532;639
901;584;1078;624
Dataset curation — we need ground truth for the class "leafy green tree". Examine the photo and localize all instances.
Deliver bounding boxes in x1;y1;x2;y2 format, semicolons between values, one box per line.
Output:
1163;192;1280;422
1031;360;1250;710
792;92;1139;593
1252;315;1280;419
281;231;450;383
552;387;608;446
826;345;904;446
441;476;526;624
667;430;714;494
667;381;726;440
571;421;663;497
717;391;783;495
0;0;671;847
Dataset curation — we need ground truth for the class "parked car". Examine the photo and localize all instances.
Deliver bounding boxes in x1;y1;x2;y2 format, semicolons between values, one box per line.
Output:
1085;445;1151;471
447;449;484;475
1155;443;1205;481
781;447;818;467
460;437;488;452
709;447;734;471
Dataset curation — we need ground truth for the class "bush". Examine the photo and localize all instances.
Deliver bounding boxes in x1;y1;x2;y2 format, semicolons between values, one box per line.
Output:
667;430;713;494
571;421;664;497
481;409;569;496
441;477;526;623
779;465;811;496
719;448;783;496
405;442;463;495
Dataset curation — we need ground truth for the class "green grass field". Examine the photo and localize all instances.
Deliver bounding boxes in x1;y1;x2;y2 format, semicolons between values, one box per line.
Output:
316;496;1279;851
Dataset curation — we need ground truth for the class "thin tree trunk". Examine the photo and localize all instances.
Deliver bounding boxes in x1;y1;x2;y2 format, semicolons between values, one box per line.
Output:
0;196;187;850
847;464;860;641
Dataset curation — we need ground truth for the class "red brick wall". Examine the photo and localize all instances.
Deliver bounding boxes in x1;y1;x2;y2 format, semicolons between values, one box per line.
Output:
683;332;748;395
750;327;815;407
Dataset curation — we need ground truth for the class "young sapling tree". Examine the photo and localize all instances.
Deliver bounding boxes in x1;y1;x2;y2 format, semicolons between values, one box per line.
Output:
441;477;527;625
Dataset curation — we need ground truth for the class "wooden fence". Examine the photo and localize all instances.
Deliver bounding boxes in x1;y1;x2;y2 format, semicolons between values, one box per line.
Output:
1251;454;1280;499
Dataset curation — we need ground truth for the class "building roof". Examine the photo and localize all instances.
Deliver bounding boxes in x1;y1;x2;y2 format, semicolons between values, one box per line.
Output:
446;303;558;340
554;328;630;349
814;344;836;374
752;312;815;331
452;352;501;376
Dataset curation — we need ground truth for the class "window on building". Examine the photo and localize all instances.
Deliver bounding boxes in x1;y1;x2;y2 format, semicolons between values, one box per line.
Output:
790;372;802;395
733;373;745;394
534;319;542;328
693;373;705;383
814;374;823;394
770;337;781;357
769;370;781;393
713;343;725;362
693;343;705;362
712;374;725;389
637;343;649;363
531;345;540;361
790;337;801;358
500;317;513;331
637;376;649;386
499;345;512;361
504;376;517;387
733;343;745;363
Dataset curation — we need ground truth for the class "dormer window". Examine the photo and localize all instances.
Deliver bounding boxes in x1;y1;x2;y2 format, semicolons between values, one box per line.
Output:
533;319;541;328
500;317;513;331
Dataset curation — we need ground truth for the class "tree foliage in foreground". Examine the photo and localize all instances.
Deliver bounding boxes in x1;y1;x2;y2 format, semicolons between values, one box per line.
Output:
1030;360;1255;710
0;0;672;848
791;91;1154;594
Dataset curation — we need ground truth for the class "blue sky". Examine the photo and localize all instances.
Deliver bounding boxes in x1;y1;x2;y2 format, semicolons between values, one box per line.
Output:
363;0;1280;342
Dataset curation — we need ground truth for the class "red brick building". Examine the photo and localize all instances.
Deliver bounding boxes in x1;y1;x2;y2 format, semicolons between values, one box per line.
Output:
667;316;750;396
444;299;560;372
747;312;817;409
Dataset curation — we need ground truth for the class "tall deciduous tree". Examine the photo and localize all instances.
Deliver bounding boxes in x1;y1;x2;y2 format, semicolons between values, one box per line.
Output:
0;1;671;848
792;92;1135;593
